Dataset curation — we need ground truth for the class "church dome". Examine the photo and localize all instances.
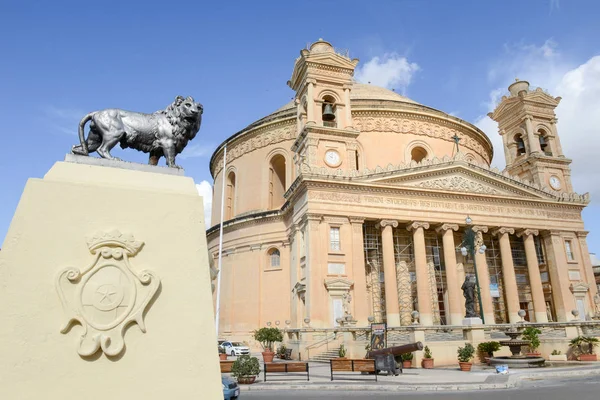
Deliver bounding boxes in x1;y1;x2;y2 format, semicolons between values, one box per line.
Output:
272;83;418;113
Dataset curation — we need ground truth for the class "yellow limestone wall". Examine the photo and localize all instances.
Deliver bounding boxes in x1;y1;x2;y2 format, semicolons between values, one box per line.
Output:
0;160;221;400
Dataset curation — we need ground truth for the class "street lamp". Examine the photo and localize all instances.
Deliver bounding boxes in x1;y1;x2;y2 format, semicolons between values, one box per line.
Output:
459;216;486;324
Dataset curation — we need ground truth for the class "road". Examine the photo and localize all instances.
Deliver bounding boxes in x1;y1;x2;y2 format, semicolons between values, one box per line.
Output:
243;375;600;399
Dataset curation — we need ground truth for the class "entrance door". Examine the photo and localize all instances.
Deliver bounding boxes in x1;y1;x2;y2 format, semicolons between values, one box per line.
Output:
332;298;343;326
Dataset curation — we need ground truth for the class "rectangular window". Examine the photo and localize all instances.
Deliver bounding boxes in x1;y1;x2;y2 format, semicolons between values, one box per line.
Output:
534;236;546;265
565;240;575;261
330;227;341;251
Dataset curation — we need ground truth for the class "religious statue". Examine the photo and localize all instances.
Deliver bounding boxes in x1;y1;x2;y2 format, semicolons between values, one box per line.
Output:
461;276;478;318
593;293;600;320
72;96;203;168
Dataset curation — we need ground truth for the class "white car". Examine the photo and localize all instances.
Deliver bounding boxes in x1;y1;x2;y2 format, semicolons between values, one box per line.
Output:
221;341;250;356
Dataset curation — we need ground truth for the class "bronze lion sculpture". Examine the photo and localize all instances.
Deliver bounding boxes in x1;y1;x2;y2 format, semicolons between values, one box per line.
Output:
72;96;203;168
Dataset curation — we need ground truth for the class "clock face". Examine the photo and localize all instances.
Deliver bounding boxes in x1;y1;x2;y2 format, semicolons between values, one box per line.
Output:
324;150;341;167
549;176;562;190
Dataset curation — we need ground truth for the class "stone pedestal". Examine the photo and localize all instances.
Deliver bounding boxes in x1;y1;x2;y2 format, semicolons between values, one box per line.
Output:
462;317;483;326
0;157;221;400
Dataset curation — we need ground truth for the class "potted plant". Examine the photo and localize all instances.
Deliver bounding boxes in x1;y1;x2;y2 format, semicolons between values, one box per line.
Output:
421;346;434;369
401;352;413;369
521;327;542;356
218;345;228;360
549;349;567;361
457;343;475;371
570;336;599;361
253;327;283;363
276;344;287;359
338;344;347;359
477;341;501;364
231;355;261;384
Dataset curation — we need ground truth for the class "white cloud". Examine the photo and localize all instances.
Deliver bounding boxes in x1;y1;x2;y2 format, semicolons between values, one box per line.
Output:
355;53;419;93
195;180;213;228
42;105;86;136
474;40;600;203
179;143;214;159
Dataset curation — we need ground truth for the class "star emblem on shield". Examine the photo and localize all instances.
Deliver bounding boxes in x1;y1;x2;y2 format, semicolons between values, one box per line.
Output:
56;230;160;357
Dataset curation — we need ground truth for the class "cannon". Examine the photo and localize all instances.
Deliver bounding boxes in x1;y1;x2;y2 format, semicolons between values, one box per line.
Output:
366;342;424;376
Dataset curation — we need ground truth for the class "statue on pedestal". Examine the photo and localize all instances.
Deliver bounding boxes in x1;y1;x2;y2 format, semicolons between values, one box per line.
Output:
462;276;477;318
72;96;203;168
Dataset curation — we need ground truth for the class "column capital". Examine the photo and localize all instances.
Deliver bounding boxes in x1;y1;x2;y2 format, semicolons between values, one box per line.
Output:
471;225;488;234
304;213;322;224
406;221;430;232
491;227;515;236
576;231;589;239
306;78;317;85
379;219;398;229
516;229;539;238
349;217;366;225
436;223;458;233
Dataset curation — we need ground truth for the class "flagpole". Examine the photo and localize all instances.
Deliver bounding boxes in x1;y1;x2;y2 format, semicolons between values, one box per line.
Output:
215;144;227;338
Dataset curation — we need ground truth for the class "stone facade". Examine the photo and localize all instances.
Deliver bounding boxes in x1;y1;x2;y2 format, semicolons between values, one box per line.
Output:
206;40;596;351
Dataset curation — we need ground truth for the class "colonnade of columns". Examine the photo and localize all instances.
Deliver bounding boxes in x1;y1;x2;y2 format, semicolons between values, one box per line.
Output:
377;220;550;326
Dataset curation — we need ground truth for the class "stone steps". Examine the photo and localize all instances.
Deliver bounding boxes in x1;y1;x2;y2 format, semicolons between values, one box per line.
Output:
308;347;341;363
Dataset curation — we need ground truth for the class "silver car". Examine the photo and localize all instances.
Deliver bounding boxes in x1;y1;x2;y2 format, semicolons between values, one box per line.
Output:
221;341;250;356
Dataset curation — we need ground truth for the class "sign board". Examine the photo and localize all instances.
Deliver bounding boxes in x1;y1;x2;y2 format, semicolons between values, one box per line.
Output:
370;323;387;350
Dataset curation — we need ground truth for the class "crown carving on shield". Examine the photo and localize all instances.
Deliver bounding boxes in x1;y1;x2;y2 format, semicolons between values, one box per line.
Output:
86;230;144;255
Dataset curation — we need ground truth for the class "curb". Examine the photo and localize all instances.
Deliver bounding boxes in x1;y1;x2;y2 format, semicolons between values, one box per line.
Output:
240;366;600;392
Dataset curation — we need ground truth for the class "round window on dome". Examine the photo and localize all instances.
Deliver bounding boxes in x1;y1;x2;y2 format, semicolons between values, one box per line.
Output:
411;147;428;163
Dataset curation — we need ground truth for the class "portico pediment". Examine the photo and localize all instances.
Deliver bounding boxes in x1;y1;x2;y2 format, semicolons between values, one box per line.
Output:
324;278;353;291
362;163;553;200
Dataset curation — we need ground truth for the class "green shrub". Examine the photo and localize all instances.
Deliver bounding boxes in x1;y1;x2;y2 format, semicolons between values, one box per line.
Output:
423;346;432;359
551;349;561;355
477;341;501;357
457;343;475;363
522;327;542;352
570;336;600;355
253;327;283;351
276;344;287;358
401;352;414;361
231;355;260;379
338;344;347;358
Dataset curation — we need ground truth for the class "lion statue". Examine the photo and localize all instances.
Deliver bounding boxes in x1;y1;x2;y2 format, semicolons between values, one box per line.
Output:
72;96;203;168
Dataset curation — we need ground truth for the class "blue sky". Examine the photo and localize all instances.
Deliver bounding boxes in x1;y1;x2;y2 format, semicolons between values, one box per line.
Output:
1;0;599;253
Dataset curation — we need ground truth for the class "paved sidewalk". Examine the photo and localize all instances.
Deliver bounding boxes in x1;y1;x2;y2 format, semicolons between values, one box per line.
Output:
223;359;600;392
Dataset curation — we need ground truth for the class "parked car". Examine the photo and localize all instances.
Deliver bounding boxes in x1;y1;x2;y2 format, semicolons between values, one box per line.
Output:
221;341;250;356
222;375;240;400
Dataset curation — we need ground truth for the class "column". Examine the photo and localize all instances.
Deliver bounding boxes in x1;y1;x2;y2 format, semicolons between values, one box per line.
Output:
343;85;353;128
549;118;564;156
305;214;325;327
437;224;462;325
350;217;369;325
407;222;433;326
492;227;520;323
306;79;316;125
543;231;576;321
379;220;400;326
518;229;548;323
472;226;496;324
576;231;599;311
524;116;541;153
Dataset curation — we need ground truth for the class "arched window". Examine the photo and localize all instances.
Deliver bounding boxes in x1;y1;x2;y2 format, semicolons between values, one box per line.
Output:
268;248;281;268
514;134;526;156
411;146;428;163
321;95;337;128
268;154;286;210
226;171;236;220
538;129;552;156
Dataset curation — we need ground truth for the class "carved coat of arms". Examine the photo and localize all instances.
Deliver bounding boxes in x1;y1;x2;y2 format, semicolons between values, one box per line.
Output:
56;230;160;357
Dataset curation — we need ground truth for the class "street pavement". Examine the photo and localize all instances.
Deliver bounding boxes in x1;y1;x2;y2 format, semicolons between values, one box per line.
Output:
243;374;600;399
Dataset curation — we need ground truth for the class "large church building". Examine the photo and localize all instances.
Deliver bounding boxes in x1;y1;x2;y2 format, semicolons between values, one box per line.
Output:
207;39;596;347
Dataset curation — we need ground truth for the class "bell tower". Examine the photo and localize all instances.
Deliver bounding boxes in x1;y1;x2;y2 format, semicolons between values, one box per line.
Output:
289;39;361;171
488;79;573;192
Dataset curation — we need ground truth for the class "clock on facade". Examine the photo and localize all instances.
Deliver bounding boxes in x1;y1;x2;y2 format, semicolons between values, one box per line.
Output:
324;150;341;167
549;175;562;190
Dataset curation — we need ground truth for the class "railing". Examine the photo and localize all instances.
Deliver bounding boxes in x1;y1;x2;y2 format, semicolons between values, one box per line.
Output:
305;332;338;361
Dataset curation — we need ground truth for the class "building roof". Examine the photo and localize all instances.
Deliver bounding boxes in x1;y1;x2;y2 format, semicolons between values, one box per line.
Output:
272;83;419;113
